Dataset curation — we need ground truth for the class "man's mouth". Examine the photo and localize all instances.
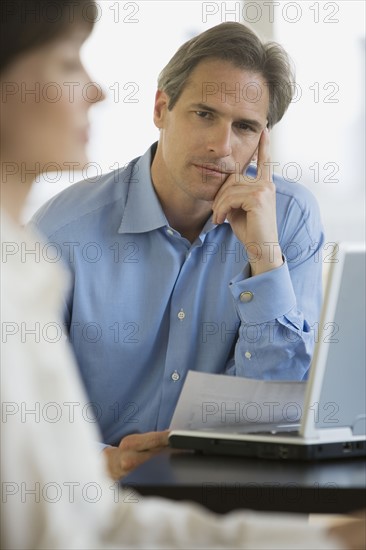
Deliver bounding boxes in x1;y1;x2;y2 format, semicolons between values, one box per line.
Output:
193;164;234;177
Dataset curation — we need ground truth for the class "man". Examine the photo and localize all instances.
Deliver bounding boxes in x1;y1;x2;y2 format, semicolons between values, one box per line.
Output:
30;22;324;480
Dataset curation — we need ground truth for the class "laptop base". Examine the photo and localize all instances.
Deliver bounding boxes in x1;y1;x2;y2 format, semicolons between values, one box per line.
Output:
169;434;366;461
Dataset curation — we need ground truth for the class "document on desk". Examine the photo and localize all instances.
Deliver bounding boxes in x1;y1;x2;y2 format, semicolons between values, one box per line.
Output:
170;371;306;432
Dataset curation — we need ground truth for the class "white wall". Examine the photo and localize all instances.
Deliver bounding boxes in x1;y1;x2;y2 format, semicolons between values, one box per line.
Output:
23;0;366;248
268;0;365;244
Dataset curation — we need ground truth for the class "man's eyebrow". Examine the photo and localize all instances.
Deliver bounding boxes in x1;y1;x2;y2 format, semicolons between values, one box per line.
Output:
190;103;265;131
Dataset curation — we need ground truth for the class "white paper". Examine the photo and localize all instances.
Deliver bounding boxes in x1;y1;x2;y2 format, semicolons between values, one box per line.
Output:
170;371;306;433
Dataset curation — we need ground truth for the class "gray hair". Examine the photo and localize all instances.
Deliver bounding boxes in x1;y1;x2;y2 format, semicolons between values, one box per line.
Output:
157;22;295;128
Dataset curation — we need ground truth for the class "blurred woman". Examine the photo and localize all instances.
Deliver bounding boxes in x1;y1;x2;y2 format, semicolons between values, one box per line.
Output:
0;0;103;221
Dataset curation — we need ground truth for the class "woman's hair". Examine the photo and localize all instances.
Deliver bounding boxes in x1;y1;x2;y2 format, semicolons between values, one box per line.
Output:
158;22;296;128
0;0;97;74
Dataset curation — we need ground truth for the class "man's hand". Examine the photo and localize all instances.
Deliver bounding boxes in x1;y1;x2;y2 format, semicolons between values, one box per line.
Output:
103;430;170;480
212;128;283;276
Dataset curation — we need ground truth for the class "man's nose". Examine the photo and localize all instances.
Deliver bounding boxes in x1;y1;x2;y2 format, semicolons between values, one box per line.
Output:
206;123;232;158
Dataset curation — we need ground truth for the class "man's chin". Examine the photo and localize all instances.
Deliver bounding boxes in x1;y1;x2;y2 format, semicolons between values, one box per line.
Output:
194;188;221;204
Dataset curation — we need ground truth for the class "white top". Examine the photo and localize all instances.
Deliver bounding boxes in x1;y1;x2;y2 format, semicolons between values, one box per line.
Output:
0;211;340;549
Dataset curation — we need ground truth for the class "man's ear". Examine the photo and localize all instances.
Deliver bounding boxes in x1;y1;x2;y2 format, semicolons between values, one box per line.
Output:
153;90;169;129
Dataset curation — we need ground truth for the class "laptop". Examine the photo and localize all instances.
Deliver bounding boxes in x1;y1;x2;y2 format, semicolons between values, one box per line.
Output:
169;243;366;460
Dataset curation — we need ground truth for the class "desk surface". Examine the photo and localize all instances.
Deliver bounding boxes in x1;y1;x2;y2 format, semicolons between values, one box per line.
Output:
122;449;366;514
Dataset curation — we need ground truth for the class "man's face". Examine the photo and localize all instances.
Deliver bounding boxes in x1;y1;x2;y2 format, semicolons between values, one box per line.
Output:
152;58;270;204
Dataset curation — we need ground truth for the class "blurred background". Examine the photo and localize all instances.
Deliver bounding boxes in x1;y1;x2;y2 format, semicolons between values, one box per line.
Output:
23;0;365;246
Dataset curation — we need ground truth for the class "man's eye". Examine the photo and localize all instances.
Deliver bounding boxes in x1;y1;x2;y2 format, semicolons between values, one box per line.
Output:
236;122;253;132
196;111;212;119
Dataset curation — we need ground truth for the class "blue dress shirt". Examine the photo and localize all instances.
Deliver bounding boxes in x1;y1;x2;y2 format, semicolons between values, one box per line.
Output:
30;143;324;445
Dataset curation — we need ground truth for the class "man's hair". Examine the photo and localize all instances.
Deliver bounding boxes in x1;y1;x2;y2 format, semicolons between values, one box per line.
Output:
0;0;97;74
157;22;295;129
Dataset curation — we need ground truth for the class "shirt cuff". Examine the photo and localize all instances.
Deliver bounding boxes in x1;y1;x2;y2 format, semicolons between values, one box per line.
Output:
95;442;111;453
229;257;296;324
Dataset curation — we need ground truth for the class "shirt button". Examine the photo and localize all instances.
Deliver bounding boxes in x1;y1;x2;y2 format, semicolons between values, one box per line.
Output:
245;351;252;360
240;291;253;303
166;228;174;236
177;309;185;320
171;371;180;382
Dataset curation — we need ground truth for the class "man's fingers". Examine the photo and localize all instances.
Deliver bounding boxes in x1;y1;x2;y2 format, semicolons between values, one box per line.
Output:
212;172;244;213
257;127;272;183
119;447;167;476
213;182;270;224
119;430;170;452
105;432;170;480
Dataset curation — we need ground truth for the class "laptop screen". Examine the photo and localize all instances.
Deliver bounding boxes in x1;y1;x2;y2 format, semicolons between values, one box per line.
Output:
302;244;366;437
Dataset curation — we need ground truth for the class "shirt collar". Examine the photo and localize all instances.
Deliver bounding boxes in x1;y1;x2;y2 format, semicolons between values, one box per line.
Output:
118;143;168;234
118;142;235;236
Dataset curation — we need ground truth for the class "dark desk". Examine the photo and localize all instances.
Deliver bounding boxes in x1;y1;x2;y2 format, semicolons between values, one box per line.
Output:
122;449;366;514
